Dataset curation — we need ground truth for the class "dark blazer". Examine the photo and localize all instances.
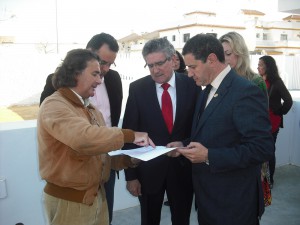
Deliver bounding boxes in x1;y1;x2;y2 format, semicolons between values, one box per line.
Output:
268;78;293;128
40;74;56;105
39;70;123;127
122;73;199;224
122;73;199;191
191;69;274;225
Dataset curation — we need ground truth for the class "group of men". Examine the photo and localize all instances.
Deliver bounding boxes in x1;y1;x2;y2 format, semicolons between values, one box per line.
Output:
38;32;274;225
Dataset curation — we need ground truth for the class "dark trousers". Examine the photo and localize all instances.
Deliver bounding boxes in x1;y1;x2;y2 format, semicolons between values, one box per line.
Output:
138;184;193;225
104;170;116;225
270;129;279;183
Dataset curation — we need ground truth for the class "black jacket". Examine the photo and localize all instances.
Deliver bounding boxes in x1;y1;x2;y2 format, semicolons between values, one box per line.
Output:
268;78;293;128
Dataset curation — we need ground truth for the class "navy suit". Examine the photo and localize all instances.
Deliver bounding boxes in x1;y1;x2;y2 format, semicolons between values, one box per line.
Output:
191;69;274;225
122;73;200;225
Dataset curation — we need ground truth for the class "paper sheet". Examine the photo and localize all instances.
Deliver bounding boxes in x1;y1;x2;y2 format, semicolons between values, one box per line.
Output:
108;146;176;161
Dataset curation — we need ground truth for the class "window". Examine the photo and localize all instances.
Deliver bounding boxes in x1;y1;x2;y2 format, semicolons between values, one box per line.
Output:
163;36;168;40
172;35;176;41
263;33;268;40
256;33;260;38
280;34;288;41
183;33;190;43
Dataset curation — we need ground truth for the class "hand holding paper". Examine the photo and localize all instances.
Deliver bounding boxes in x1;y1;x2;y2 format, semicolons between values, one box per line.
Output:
108;146;176;161
133;132;156;148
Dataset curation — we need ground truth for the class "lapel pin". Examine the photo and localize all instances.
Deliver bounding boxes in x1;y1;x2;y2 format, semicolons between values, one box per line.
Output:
214;93;218;97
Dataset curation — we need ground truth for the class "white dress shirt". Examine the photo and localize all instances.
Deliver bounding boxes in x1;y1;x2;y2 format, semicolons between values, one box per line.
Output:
155;72;177;123
89;80;112;127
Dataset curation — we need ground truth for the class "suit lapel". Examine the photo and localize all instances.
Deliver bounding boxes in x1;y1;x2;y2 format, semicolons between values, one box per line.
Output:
146;76;163;116
192;71;235;139
173;73;184;127
173;73;192;133
191;91;202;134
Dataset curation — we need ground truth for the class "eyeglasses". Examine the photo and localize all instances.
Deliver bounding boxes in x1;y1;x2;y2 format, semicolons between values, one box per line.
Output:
144;58;170;69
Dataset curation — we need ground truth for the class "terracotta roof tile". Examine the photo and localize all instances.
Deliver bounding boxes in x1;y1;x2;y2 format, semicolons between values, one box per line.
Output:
283;15;300;21
241;9;265;16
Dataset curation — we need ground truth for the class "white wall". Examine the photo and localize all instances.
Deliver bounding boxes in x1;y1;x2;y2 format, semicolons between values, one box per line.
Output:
0;121;46;225
275;99;300;166
0;121;138;225
0;98;299;225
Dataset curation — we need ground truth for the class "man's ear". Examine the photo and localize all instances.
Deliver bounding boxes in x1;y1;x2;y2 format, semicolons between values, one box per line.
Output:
207;53;217;64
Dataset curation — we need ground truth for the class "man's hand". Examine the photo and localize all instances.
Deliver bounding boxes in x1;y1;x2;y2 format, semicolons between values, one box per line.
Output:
133;132;155;148
126;179;142;197
166;141;184;157
177;142;208;163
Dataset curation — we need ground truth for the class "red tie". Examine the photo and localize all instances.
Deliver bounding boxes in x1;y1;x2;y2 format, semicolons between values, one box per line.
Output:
161;83;173;134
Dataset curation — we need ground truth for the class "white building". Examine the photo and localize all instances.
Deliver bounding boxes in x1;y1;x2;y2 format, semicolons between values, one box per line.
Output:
118;9;300;55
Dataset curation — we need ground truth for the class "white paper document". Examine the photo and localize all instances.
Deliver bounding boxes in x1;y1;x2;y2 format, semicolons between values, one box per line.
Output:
108;146;176;161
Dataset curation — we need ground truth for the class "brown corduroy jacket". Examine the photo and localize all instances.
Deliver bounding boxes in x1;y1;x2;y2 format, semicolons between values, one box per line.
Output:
38;88;135;205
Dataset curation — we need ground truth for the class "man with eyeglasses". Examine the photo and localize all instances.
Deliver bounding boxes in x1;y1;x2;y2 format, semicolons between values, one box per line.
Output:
40;33;122;225
122;38;199;225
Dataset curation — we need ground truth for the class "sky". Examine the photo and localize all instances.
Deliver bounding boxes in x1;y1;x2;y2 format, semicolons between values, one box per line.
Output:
0;0;289;43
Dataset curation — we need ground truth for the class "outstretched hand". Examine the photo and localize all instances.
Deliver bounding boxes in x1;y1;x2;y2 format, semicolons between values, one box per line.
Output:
133;132;155;148
166;141;184;157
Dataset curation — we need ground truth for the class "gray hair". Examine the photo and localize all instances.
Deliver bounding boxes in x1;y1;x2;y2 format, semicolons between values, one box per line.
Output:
142;38;175;59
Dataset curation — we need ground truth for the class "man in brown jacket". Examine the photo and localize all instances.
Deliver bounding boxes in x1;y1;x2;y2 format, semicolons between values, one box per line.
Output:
38;49;154;225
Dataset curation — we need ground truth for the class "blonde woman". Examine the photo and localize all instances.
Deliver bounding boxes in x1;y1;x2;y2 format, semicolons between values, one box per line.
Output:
219;31;266;91
219;31;272;206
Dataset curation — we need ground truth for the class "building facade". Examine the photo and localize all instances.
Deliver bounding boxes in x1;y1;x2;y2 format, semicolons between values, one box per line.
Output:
118;9;300;55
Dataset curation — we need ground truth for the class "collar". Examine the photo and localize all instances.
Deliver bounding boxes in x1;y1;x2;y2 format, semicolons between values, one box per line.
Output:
155;71;176;89
211;65;231;90
69;88;90;107
58;88;94;109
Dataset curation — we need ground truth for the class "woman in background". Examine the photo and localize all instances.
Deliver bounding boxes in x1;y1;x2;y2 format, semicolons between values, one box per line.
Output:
258;55;293;188
219;32;266;91
219;31;272;206
174;50;187;74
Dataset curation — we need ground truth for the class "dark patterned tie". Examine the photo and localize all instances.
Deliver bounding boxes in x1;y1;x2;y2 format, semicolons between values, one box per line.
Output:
161;83;173;134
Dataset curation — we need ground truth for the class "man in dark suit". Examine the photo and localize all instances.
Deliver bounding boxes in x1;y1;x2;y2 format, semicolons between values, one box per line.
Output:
39;33;122;225
169;34;274;225
122;38;199;225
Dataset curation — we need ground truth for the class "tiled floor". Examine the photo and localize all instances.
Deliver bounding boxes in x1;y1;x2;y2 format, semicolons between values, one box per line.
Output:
112;165;300;225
